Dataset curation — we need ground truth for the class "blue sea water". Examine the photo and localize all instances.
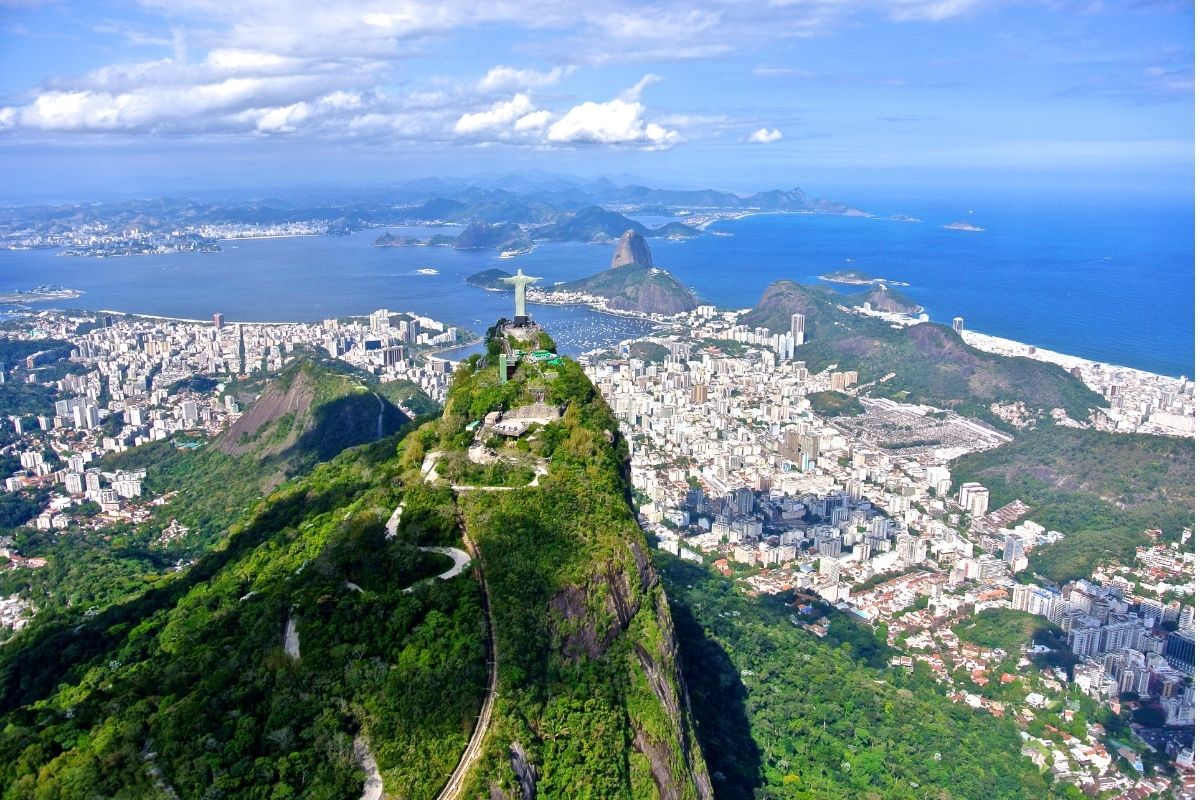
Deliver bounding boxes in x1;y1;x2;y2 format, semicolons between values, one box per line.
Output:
0;190;1192;375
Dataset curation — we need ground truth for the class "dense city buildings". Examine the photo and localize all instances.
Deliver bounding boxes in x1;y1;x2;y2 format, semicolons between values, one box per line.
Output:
0;307;468;633
579;301;1195;796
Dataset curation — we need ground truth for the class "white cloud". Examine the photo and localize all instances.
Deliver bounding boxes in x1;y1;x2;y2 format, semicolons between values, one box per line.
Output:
478;65;573;92
618;73;662;102
547;97;678;148
317;90;364;111
748;127;783;143
454;94;538;135
0;0;1020;144
254;101;311;133
204;48;297;73
514;109;551;131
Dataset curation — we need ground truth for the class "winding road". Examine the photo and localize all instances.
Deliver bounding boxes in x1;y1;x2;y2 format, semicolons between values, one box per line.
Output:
273;499;484;800
434;530;497;800
400;468;500;800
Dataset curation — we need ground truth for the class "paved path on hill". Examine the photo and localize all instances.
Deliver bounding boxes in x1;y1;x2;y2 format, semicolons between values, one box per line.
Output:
386;498;472;588
434;529;497;800
387;496;499;800
354;735;384;800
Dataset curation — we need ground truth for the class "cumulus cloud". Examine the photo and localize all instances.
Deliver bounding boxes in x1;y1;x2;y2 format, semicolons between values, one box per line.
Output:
252;101;311;133
748;127;783;143
540;74;678;147
454;93;540;136
546;77;679;148
447;73;677;148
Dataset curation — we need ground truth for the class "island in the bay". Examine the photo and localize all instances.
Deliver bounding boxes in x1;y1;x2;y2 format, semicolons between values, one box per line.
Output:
943;220;985;231
819;269;910;287
0;284;83;304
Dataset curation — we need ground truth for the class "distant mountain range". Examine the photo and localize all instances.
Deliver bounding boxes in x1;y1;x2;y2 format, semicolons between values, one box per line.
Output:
1;178;869;250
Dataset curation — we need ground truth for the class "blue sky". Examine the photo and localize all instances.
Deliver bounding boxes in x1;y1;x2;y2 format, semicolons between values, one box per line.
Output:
0;0;1193;201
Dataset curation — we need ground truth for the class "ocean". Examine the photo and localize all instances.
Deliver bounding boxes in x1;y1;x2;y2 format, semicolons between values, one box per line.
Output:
0;191;1192;376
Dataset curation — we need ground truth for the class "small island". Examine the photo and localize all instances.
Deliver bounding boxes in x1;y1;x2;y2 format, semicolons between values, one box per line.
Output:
819;269;909;287
888;214;921;223
465;268;515;291
372;232;422;247
943;221;985;232
373;223;534;253
0;284;83;304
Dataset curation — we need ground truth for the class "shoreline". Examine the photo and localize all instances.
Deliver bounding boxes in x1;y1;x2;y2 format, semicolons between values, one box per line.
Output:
217;233;324;242
96;309;292;326
960;329;1188;382
71;296;1191;384
526;294;674;325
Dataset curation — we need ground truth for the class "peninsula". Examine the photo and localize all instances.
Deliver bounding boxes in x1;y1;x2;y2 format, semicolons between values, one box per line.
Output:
531;230;698;316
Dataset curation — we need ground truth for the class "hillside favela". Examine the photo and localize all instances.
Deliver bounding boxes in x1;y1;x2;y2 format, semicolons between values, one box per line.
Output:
0;2;1193;800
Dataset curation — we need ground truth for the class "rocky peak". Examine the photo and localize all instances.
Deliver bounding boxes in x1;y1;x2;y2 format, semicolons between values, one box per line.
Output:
611;229;654;269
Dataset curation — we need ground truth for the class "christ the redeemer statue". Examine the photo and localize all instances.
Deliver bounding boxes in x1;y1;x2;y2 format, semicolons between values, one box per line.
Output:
501;268;540;324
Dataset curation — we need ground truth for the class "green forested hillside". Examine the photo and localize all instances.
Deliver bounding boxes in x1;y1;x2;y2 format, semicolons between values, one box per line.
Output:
0;324;1136;800
419;347;712;798
0;359;429;648
951;426;1194;582
743;281;1103;423
0;431;487;799
657;557;1066;800
0;335;715;800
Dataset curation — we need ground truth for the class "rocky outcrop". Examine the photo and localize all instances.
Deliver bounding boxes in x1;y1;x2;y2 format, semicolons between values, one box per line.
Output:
217;368;317;457
508;742;537;800
372;231;421;247
611;229;654;269
547;539;712;800
606;270;698;315
856;284;921;314
453;221;532;251
554;263;698;316
549;550;648;661
632;591;715;800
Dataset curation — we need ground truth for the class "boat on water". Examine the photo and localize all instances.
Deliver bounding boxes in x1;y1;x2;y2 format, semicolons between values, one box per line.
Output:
415;268;439;275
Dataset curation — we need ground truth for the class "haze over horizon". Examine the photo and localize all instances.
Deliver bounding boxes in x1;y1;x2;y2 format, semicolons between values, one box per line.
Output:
0;0;1193;203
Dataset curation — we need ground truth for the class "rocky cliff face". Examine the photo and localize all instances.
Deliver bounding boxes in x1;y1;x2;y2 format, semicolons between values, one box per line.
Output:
520;537;713;800
856;284;921;314
453;349;712;800
611;229;654;269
